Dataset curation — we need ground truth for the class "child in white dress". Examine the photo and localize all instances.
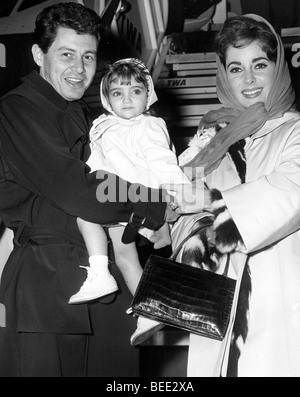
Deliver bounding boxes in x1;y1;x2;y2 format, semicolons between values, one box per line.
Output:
69;58;191;345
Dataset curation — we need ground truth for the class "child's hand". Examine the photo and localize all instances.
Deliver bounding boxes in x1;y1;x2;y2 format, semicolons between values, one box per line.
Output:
149;222;171;250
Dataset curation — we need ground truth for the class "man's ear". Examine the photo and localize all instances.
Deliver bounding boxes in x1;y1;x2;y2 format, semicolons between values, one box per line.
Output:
31;44;44;67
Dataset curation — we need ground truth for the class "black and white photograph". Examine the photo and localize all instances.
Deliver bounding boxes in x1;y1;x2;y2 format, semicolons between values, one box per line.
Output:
0;0;300;379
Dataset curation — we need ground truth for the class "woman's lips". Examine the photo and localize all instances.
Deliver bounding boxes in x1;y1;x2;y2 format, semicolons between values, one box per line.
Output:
242;87;263;99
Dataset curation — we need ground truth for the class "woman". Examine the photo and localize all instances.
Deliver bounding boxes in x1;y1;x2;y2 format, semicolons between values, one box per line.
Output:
170;14;300;377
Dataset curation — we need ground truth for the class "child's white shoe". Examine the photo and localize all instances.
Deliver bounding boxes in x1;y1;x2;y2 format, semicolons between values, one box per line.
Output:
130;316;164;346
68;265;118;305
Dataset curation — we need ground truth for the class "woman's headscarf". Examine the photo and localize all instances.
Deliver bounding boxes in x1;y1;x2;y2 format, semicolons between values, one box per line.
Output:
100;58;158;116
185;14;295;176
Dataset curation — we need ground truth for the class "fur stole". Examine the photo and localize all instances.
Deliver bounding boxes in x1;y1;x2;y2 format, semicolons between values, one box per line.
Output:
180;125;251;376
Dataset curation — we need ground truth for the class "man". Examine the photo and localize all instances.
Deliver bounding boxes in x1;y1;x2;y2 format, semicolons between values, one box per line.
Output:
0;2;168;377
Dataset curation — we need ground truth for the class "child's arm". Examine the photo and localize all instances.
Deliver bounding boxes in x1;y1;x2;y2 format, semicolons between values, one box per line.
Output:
140;118;191;186
77;217;108;257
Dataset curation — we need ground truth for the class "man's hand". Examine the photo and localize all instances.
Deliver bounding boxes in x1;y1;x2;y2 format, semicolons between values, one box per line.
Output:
163;180;212;215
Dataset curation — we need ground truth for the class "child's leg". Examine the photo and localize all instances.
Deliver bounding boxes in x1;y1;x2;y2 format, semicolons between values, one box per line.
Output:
77;217;108;257
68;219;118;304
109;226;164;346
108;226;142;296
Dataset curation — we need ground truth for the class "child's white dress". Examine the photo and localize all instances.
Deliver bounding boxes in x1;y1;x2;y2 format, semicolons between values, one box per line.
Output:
87;113;190;188
87;113;191;239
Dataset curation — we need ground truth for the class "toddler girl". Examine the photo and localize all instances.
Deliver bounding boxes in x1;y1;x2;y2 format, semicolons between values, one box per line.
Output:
69;58;191;345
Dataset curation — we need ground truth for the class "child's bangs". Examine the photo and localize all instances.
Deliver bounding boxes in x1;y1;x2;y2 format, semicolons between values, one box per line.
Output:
109;66;146;87
110;72;132;86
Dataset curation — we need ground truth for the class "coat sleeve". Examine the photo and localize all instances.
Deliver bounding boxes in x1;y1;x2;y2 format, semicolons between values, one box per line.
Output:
138;118;191;187
0;95;166;228
222;122;300;253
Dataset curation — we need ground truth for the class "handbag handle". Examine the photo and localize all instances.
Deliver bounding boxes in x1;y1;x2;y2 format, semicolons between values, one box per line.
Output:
171;214;230;277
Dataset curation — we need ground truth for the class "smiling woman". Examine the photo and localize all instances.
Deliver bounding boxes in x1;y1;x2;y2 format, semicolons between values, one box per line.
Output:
225;42;276;108
214;15;278;109
173;14;300;378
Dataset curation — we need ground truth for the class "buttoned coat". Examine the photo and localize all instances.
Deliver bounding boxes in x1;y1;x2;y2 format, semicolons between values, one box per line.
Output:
0;72;165;340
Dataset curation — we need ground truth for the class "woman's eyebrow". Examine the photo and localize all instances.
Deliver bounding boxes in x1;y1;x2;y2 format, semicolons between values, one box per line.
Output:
226;61;242;69
252;57;270;63
226;57;270;69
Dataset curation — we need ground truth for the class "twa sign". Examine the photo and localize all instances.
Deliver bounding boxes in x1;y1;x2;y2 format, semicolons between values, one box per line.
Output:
116;0;158;70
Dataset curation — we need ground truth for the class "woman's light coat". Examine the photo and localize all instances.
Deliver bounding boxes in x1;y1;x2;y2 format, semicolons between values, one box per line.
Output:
187;111;300;377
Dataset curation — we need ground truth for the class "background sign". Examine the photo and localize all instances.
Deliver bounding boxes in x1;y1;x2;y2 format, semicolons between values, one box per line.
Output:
116;0;161;70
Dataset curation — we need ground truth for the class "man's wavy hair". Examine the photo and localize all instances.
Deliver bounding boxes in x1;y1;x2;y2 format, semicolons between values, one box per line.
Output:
33;2;101;54
214;16;278;66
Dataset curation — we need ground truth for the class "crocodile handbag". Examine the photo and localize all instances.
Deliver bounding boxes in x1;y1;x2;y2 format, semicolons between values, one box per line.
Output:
131;215;236;341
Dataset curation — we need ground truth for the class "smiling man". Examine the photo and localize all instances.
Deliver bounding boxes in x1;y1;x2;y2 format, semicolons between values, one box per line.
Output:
0;2;167;377
32;26;98;101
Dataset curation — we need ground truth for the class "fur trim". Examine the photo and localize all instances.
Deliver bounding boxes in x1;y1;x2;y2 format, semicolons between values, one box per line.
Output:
227;261;252;377
210;199;226;212
214;215;244;254
210;189;245;254
188;127;217;150
181;220;222;272
210;188;223;203
228;140;247;184
213;208;232;229
187;123;228;150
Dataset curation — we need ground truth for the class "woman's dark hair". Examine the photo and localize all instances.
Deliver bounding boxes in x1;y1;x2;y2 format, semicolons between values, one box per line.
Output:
214;16;278;66
33;2;101;53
